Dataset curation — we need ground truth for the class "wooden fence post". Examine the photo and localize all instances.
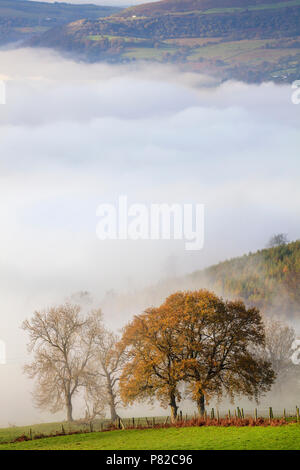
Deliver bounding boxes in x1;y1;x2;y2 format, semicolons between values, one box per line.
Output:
119;418;125;430
211;408;215;420
241;408;244;419
228;410;231;419
269;407;273;422
283;409;286;421
217;410;220;423
255;408;258;422
296;407;299;423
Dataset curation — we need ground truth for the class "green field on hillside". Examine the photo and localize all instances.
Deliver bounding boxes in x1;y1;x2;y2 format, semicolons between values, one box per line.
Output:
186;40;300;64
165;0;300;16
87;35;145;43
0;421;91;444
1;425;300;450
123;46;176;60
202;0;300;14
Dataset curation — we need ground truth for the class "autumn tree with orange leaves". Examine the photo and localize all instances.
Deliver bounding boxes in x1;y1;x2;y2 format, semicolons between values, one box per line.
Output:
120;290;275;420
119;305;184;422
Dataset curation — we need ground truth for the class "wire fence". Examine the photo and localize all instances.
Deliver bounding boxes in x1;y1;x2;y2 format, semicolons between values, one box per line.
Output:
5;406;300;443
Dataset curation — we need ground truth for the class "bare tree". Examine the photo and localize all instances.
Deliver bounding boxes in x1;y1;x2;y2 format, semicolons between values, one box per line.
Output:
87;311;126;421
22;303;97;421
83;378;106;423
267;233;289;248
259;317;295;394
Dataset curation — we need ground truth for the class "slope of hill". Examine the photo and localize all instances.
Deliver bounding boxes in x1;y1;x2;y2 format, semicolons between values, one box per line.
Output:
190;240;300;317
100;241;300;324
0;0;121;44
29;0;300;83
118;0;297;17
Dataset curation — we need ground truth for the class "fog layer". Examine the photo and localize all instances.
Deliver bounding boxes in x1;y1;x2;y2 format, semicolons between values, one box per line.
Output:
0;47;299;424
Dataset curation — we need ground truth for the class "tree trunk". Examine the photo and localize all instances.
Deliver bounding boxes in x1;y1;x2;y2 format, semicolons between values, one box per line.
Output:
109;402;118;421
66;395;73;422
169;394;178;423
105;370;119;421
196;392;205;417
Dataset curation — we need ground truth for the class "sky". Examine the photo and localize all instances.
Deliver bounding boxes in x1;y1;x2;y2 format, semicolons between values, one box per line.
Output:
0;46;299;424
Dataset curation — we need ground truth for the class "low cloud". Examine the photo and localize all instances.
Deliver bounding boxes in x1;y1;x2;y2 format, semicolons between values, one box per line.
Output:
0;47;299;424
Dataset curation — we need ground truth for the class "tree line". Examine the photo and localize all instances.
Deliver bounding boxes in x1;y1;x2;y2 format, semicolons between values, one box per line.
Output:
194;239;300;319
22;289;297;422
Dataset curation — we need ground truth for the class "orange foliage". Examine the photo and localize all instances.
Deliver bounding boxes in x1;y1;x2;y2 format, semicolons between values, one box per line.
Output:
120;290;275;420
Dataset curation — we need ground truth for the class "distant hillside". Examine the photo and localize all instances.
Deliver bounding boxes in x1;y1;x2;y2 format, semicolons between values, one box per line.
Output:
190;240;300;317
0;0;120;44
29;0;300;83
101;241;300;324
118;0;295;17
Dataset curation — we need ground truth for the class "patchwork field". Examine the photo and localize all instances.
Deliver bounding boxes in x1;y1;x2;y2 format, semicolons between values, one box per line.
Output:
11;0;299;83
79;31;300;81
200;0;300;14
113;37;300;82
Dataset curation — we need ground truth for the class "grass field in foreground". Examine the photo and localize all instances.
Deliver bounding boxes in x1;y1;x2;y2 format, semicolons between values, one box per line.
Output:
1;425;300;450
0;421;93;444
